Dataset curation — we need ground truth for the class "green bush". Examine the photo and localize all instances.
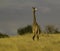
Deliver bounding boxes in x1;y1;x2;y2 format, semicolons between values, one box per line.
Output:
17;25;32;35
0;32;9;38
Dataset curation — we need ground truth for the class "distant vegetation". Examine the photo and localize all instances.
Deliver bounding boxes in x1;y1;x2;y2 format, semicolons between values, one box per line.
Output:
17;25;32;35
17;25;60;35
0;32;9;38
44;25;60;34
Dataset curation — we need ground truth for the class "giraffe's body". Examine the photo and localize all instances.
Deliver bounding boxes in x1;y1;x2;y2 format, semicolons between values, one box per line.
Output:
32;7;41;40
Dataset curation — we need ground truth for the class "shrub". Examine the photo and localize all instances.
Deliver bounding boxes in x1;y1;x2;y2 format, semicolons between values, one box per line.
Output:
17;25;32;35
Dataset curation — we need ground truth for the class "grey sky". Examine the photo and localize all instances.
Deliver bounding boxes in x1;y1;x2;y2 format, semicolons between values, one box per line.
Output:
0;0;60;35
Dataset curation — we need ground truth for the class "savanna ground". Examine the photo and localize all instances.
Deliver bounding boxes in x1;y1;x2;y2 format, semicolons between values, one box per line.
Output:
0;33;60;51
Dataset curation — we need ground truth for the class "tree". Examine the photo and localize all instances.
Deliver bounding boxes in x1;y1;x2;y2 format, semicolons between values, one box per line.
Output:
0;32;9;38
17;25;32;35
54;28;60;33
44;25;60;34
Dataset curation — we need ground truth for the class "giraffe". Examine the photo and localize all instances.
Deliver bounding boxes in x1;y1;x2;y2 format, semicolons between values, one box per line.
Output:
32;7;41;40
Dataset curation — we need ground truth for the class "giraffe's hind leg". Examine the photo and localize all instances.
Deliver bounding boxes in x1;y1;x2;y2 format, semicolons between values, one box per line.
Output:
37;30;40;40
32;34;35;40
37;34;39;40
32;33;36;40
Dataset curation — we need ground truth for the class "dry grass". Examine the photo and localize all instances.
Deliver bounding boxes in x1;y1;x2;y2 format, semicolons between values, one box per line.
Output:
0;33;60;51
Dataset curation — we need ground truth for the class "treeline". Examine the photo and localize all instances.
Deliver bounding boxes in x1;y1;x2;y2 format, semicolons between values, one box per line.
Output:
0;32;9;38
17;25;60;35
17;25;32;35
44;25;60;34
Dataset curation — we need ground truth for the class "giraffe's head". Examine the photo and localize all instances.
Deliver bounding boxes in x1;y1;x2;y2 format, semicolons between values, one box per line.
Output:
32;7;37;12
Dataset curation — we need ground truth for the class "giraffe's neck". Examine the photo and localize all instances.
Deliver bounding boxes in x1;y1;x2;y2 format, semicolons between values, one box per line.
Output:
33;10;37;25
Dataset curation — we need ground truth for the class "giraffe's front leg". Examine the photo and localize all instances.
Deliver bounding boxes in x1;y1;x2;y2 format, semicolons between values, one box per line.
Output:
32;32;36;40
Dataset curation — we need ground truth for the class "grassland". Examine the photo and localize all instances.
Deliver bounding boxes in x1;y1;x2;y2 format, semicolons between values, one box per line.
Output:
0;33;60;51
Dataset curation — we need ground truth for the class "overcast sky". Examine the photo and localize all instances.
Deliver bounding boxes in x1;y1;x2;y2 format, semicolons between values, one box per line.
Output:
0;0;60;35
